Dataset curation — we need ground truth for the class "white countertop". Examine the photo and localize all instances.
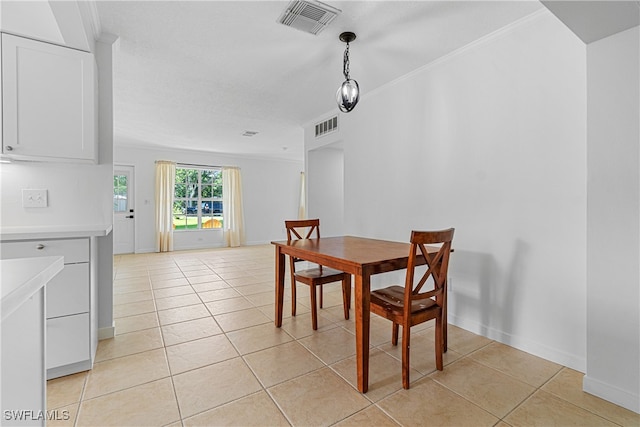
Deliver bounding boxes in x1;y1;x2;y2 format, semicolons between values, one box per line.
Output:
1;256;64;322
0;224;112;241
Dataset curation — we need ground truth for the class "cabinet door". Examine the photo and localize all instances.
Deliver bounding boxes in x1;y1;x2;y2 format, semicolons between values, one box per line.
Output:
1;33;95;162
46;263;90;318
47;313;90;369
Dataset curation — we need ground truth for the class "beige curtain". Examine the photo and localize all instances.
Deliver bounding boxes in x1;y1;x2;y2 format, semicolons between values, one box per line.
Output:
298;171;306;219
222;166;245;247
155;161;176;252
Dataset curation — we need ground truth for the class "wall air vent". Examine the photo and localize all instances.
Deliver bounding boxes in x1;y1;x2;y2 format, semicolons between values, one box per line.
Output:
277;1;341;35
315;116;338;138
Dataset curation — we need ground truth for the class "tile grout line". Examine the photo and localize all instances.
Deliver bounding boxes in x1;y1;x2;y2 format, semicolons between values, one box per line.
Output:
76;261;179;425
91;249;344;419
166;256;277;424
372;400;404;427
532;367;628;427
174;254;284;425
497;382;540;423
423;360;503;422
71;372;89;426
151;262;184;427
66;246;621;427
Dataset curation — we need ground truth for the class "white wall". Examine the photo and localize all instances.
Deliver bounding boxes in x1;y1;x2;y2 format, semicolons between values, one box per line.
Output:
0;161;113;227
585;26;639;413
307;143;344;237
306;11;588;369
114;144;303;252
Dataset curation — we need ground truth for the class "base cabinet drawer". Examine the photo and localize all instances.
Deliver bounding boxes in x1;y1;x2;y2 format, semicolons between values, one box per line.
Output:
1;237;96;379
46;263;89;318
47;313;89;369
0;238;89;263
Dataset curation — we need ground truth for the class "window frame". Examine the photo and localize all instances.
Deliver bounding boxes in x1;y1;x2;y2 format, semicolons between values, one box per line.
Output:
173;166;223;231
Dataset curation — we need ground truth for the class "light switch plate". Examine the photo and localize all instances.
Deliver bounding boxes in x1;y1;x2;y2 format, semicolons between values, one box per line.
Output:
22;189;48;208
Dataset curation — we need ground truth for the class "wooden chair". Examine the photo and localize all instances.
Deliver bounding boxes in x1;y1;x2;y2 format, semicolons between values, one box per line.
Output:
370;228;454;389
285;219;351;330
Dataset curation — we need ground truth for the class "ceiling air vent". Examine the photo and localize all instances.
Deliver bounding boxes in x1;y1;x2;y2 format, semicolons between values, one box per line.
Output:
277;1;341;35
315;116;338;138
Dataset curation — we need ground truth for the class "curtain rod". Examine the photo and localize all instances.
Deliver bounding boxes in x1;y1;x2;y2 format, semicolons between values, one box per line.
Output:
155;161;239;169
176;162;222;168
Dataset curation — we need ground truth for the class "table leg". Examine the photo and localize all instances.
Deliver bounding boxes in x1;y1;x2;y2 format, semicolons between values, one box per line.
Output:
275;246;285;327
355;272;370;393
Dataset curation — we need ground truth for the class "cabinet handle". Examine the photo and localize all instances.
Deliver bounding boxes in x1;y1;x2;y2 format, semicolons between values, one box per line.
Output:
5;146;13;151
36;244;45;250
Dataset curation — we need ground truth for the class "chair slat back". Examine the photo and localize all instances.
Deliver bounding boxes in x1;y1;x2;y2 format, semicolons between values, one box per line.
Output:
285;219;320;241
404;228;455;309
285;219;321;267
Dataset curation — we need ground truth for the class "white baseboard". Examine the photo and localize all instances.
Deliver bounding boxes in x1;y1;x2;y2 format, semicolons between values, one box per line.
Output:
245;240;273;246
135;247;156;254
47;360;92;380
583;375;640;414
448;313;586;372
131;242;273;254
98;324;115;340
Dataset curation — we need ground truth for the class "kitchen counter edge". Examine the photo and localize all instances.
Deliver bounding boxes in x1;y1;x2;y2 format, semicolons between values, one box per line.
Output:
0;224;113;241
1;256;64;322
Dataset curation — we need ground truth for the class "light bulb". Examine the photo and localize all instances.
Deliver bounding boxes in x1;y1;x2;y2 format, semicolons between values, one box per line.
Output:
336;79;360;113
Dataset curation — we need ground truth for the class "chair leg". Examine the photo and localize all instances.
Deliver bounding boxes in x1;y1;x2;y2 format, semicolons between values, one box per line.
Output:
392;323;399;346
319;284;323;308
310;285;318;330
291;278;297;317
435;314;444;371
402;323;411;389
341;275;351;320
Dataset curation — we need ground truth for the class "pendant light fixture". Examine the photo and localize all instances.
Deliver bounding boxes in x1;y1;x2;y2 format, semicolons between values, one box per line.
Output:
336;32;359;113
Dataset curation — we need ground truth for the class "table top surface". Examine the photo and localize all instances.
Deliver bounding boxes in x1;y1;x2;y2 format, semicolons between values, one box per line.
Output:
271;236;436;274
273;234;409;256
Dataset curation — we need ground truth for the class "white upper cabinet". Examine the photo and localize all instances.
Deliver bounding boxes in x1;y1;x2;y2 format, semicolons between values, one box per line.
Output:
1;33;96;163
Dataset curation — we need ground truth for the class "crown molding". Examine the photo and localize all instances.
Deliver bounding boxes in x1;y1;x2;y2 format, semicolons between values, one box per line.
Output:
77;0;101;42
365;8;550;100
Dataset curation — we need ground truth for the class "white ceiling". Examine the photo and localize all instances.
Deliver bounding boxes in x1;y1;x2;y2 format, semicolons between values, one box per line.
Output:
94;1;545;161
541;0;639;43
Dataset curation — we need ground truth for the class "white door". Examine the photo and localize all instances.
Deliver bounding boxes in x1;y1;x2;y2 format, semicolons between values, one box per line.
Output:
113;165;135;254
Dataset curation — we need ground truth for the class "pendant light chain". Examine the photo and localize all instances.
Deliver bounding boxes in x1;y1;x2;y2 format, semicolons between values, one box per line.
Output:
343;42;350;80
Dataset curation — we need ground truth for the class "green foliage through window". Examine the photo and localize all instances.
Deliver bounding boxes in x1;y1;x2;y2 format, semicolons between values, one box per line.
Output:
113;174;128;212
173;167;223;230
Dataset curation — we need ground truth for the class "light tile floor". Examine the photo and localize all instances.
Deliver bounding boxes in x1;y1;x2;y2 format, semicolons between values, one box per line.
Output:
47;245;639;426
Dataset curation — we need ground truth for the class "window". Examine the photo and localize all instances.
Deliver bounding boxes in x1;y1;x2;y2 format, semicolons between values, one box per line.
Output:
113;174;128;212
173;167;223;230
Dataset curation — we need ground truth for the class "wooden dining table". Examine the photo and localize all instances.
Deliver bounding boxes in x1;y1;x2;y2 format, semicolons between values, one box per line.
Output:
272;235;447;393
